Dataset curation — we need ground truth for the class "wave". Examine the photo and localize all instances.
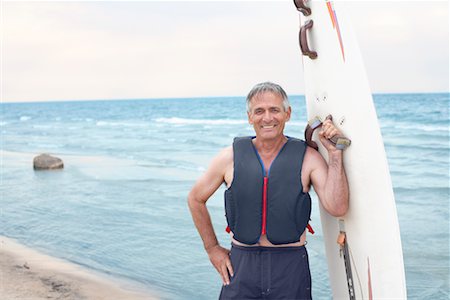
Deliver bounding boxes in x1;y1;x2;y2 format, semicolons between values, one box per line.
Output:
380;122;449;132
32;125;54;129
385;142;449;152
154;117;307;127
96;121;148;127
288;121;307;127
394;186;449;196
27;143;65;149
20;116;31;121
154;117;247;125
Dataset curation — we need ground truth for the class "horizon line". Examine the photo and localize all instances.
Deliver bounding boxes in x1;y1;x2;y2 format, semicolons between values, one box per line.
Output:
2;91;449;104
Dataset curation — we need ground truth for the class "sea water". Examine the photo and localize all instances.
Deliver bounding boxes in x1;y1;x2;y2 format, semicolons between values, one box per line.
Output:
1;94;449;299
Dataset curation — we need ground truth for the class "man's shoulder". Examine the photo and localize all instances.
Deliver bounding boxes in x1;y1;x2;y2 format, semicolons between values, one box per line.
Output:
215;146;233;164
220;145;233;155
303;145;326;170
205;146;233;176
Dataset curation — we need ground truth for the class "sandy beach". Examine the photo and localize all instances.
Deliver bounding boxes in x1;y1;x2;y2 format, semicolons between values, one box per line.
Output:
0;236;158;300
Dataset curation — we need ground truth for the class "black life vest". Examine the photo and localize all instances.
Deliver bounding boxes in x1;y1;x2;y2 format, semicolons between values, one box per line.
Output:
224;136;311;245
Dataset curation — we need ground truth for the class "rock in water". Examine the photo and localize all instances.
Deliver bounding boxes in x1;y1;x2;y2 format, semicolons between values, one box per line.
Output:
33;154;64;170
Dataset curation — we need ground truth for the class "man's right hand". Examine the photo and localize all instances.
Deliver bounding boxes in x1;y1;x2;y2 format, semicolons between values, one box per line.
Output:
207;245;234;286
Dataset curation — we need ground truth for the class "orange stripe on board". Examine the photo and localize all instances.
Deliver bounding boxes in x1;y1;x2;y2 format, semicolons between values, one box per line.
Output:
326;0;345;62
335;16;346;61
327;2;336;28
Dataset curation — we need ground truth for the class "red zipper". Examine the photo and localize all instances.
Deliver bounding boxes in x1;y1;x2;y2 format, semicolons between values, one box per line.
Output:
261;176;268;235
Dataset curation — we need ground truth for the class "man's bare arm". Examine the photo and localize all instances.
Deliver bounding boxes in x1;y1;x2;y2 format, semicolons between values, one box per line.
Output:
187;146;234;285
305;120;349;217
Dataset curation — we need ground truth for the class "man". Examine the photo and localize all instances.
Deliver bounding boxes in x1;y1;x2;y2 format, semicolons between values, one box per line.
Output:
188;82;349;299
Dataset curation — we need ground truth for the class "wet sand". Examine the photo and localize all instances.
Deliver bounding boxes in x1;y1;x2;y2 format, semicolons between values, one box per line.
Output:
0;236;159;300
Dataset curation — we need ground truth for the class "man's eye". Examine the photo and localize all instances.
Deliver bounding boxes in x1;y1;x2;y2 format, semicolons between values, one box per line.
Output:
255;110;263;114
271;108;280;113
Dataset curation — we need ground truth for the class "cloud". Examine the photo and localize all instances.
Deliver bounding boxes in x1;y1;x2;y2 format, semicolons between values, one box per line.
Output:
2;1;448;102
347;1;449;93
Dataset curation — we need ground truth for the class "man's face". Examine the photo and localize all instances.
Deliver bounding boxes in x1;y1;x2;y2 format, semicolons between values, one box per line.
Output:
247;92;291;141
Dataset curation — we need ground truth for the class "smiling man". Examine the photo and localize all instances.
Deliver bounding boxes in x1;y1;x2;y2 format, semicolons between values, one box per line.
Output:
188;82;349;299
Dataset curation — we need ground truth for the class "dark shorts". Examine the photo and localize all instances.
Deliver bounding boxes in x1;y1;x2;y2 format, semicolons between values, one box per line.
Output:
219;243;312;300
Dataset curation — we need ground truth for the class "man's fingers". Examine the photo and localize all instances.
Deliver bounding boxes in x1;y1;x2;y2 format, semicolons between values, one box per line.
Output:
220;263;230;285
321;124;340;139
326;128;339;139
318;121;346;152
214;263;226;285
213;260;229;286
318;130;327;140
208;246;233;286
322;119;333;129
226;258;234;278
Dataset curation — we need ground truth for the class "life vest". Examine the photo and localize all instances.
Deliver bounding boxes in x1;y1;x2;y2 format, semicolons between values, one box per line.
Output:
224;136;312;245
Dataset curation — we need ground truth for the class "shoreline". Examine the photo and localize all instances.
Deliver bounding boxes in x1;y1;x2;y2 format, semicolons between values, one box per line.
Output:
0;235;159;300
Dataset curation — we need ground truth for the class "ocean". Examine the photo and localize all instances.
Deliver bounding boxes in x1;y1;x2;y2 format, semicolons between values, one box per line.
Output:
1;93;449;299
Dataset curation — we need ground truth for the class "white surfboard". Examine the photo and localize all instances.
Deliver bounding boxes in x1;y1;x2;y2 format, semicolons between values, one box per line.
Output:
294;1;407;299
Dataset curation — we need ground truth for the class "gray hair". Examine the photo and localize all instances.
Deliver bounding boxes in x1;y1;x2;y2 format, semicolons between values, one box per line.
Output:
246;82;290;113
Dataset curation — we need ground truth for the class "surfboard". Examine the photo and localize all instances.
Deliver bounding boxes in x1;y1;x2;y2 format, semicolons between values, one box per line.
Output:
294;1;407;299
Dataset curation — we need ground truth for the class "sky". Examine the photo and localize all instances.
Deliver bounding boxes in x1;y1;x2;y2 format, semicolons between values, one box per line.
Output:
1;0;449;102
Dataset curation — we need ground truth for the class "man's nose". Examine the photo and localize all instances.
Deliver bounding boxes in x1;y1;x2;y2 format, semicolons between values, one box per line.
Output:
262;111;273;122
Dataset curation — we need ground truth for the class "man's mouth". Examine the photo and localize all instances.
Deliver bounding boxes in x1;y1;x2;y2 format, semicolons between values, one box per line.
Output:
262;125;276;129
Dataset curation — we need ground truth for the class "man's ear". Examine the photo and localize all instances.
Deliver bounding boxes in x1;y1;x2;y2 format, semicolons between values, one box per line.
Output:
247;111;253;124
285;106;292;122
